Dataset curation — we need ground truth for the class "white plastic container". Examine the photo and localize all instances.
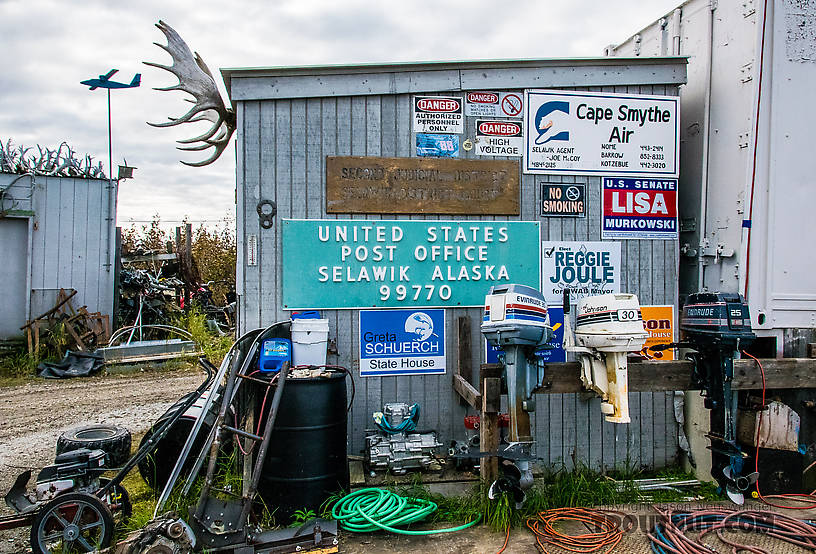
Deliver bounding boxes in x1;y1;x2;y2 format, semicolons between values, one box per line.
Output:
291;318;329;367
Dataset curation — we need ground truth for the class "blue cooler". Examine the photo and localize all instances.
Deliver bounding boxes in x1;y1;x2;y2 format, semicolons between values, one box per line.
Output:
259;338;291;373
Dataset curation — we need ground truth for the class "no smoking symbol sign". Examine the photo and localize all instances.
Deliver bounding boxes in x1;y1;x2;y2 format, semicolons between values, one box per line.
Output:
501;93;522;117
566;186;581;201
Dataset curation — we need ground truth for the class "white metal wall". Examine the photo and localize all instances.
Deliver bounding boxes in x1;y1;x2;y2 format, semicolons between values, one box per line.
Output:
608;0;816;337
235;82;681;471
0;173;116;339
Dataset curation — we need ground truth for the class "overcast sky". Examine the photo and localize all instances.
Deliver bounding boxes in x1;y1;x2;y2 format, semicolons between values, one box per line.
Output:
0;0;682;228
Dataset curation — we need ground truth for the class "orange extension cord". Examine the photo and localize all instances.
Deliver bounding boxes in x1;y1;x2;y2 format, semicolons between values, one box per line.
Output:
526;507;623;554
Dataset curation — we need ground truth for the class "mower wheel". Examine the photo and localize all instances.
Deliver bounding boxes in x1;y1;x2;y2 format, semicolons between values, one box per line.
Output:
56;424;131;468
30;492;114;554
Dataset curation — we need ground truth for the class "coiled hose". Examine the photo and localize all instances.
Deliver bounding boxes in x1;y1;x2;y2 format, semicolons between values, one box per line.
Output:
526;507;624;553
331;488;481;535
648;506;816;553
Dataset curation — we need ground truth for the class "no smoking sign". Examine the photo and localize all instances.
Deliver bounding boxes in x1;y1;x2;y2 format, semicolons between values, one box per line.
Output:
501;93;523;117
540;183;586;217
465;91;524;118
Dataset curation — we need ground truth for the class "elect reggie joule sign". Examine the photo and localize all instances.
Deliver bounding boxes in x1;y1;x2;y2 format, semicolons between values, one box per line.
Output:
359;309;446;377
523;90;679;177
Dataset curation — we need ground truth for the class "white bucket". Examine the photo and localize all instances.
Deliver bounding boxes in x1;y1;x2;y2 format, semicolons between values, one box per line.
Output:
291;318;329;366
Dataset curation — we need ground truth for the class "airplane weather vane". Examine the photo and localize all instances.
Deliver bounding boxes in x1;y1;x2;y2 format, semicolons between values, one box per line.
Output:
80;69;141;181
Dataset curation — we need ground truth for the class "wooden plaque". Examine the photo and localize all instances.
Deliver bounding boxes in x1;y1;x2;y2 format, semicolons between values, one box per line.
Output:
326;156;519;215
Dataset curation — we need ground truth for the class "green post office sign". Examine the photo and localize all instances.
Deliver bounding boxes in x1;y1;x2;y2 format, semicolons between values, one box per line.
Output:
282;219;540;309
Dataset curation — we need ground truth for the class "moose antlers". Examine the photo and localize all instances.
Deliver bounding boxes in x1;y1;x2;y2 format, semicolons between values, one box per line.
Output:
144;20;236;167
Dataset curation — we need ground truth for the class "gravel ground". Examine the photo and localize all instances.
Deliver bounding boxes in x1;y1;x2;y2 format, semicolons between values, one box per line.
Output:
0;367;203;553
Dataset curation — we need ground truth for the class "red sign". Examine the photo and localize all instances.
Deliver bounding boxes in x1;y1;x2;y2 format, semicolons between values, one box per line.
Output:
467;92;499;104
477;121;522;137
602;178;678;239
501;93;523;117
416;98;461;112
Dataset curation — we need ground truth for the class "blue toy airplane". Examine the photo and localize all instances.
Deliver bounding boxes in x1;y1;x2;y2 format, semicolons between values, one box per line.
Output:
80;69;141;90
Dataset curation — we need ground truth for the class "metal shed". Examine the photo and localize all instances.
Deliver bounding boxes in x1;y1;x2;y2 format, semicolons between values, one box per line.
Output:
223;56;688;471
0;173;117;340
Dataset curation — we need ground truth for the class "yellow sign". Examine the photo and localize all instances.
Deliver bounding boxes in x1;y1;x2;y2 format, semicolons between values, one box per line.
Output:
641;305;675;360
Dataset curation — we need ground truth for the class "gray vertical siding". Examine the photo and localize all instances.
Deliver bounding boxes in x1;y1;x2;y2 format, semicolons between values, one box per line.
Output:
237;84;680;472
0;174;115;334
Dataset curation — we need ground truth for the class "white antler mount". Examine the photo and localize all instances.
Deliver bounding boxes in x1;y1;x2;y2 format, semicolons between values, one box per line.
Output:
144;20;236;167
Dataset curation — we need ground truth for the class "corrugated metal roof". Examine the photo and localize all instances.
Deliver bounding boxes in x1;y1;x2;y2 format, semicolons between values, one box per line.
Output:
222;56;688;101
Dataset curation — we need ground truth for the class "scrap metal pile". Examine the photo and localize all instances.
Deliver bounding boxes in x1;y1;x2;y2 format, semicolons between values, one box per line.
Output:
118;264;184;330
118;249;235;335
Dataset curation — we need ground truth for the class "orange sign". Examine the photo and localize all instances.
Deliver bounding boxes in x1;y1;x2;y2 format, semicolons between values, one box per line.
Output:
641;305;675;360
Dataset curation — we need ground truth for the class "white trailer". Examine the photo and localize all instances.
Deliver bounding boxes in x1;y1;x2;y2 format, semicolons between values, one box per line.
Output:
607;0;816;356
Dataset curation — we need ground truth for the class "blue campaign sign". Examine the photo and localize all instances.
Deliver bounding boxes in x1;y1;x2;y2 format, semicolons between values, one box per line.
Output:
359;309;446;377
485;306;565;363
282;220;540;310
416;134;459;157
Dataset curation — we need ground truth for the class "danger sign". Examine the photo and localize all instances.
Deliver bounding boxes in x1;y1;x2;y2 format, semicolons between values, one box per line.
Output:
414;96;464;133
464;91;524;118
474;119;522;157
602;177;678;240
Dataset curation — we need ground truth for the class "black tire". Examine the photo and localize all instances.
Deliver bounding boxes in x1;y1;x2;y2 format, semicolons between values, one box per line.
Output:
30;492;114;554
56;424;132;468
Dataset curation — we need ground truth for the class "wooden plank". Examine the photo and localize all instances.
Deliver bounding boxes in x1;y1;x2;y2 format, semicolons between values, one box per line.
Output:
325;156;520;214
490;359;816;393
453;375;480;408
121;253;177;263
732;358;816;390
483;377;501;413
457;316;473;384
480;380;500;482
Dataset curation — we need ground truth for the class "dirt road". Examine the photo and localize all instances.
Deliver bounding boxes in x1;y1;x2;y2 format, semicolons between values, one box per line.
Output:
0;368;203;552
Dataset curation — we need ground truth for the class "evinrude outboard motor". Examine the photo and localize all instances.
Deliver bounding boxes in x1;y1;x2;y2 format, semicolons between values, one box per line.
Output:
679;292;756;504
563;292;649;423
481;284;553;505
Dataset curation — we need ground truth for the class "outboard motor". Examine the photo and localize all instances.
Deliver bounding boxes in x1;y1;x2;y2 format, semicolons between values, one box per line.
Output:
563;292;649;423
481;284;553;504
679;292;756;504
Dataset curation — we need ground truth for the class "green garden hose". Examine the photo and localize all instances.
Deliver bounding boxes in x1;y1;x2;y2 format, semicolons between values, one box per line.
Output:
331;487;481;535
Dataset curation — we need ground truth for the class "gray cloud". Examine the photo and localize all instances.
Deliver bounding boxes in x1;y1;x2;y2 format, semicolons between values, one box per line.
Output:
1;0;681;225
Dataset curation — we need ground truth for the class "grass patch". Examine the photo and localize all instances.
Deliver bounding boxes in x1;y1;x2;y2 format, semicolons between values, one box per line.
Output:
386;465;718;532
173;309;233;365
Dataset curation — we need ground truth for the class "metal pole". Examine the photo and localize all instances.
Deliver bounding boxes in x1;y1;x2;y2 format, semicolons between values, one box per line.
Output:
107;89;112;179
105;89;114;272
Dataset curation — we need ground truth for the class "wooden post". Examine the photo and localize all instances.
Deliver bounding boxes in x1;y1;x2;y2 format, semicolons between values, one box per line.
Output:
112;227;122;329
184;223;192;309
456;316;472;406
480;363;503;483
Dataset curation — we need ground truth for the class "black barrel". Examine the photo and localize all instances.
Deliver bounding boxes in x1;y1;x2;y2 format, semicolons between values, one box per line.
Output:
257;371;348;520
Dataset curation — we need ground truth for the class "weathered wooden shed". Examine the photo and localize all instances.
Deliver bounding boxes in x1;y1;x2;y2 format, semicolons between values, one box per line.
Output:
223;56;688;471
0;173;117;341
